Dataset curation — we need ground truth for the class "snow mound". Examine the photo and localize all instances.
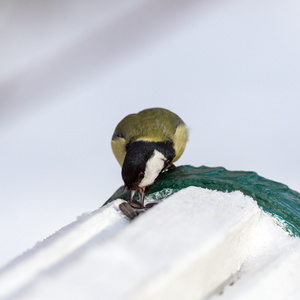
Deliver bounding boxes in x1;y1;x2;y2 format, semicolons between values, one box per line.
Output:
0;187;299;300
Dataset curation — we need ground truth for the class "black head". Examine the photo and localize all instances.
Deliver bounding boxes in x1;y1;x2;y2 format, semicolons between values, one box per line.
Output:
122;140;175;191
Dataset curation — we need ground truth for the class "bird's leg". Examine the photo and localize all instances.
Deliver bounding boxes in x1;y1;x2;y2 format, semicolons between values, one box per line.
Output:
165;163;176;171
120;187;157;220
129;190;136;205
138;187;146;207
129;190;144;209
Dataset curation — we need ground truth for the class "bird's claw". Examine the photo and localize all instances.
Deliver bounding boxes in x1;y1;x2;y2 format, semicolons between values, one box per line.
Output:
119;200;159;220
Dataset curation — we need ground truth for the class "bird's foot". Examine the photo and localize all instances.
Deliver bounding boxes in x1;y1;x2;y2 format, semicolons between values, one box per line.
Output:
165;163;176;171
119;200;159;220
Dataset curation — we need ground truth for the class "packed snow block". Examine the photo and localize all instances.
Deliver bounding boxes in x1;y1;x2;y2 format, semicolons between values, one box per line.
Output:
127;188;261;300
6;187;261;300
217;245;300;300
0;200;129;300
210;212;300;300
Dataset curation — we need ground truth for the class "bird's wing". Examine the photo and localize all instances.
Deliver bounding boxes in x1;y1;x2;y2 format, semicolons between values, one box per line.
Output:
172;123;189;162
111;132;127;167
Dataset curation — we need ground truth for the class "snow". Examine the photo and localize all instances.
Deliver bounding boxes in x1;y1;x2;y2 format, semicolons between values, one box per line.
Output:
0;200;128;299
211;213;300;300
1;187;299;299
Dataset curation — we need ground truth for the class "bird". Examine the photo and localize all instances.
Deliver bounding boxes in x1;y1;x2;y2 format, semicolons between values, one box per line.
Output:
111;107;189;208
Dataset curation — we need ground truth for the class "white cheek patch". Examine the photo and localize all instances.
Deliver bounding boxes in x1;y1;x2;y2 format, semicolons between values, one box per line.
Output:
139;150;166;188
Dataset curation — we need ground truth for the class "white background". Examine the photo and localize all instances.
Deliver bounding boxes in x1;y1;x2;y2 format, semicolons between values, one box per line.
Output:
0;0;299;267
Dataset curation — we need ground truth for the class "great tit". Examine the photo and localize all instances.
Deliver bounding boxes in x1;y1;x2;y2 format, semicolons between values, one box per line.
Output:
111;107;188;207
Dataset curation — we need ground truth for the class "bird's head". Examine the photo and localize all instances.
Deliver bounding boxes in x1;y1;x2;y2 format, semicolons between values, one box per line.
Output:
122;140;175;204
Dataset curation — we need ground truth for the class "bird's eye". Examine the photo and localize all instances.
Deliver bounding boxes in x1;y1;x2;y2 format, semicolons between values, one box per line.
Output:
138;172;144;181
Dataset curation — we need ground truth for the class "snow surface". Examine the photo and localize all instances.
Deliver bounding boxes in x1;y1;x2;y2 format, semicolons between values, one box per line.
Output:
0;200;128;299
0;187;299;300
